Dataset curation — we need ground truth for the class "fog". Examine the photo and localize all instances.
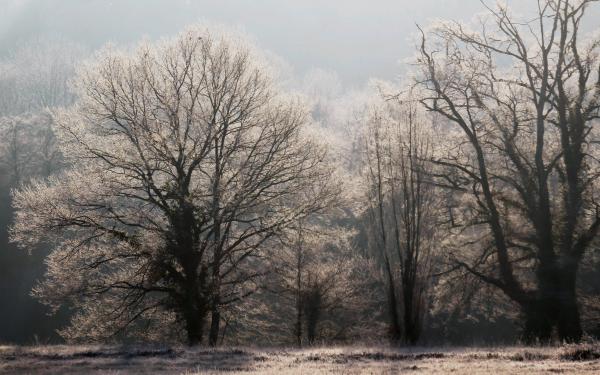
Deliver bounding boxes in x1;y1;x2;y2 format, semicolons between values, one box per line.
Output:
1;0;559;87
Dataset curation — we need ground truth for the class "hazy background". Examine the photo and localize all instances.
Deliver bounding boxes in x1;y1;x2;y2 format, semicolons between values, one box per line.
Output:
1;0;556;88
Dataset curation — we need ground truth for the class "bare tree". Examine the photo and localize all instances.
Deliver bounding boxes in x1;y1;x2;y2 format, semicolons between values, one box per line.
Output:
0;37;82;187
0;37;82;116
265;220;366;346
415;0;600;342
0;112;59;186
362;92;440;344
10;27;339;345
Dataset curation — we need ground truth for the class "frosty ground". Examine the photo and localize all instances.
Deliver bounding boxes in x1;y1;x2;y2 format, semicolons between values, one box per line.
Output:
1;344;599;374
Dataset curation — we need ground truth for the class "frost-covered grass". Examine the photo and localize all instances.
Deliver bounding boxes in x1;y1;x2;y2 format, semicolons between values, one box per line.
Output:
1;344;600;374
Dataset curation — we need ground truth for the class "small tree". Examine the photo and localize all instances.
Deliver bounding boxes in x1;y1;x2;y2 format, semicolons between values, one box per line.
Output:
10;27;339;345
0;112;60;186
267;221;365;346
361;91;440;344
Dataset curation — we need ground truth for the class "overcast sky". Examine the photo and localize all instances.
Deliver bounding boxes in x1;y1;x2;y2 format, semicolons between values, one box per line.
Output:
2;1;598;87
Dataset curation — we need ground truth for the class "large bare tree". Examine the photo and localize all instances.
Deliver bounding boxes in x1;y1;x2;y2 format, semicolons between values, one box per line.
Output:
10;27;339;345
416;0;600;342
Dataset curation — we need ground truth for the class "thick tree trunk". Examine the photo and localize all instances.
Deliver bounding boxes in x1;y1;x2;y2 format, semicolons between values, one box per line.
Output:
183;294;207;346
185;314;205;346
557;263;582;343
520;276;582;343
181;263;208;346
173;205;207;346
557;295;582;343
521;300;554;344
518;245;561;344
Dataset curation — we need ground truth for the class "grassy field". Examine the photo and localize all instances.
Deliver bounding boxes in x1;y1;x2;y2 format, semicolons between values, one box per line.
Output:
1;344;599;374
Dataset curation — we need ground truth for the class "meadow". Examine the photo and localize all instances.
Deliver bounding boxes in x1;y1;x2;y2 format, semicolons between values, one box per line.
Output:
1;344;599;374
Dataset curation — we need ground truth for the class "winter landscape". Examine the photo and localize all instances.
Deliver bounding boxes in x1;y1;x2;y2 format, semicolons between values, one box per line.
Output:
1;0;600;374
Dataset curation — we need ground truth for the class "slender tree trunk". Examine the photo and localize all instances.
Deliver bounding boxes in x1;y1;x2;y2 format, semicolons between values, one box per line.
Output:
219;318;229;346
208;302;221;346
384;258;402;342
295;267;303;347
295;306;303;347
209;137;222;347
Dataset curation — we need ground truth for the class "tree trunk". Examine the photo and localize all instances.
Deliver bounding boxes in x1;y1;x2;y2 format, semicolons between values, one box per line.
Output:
295;255;303;347
185;315;204;346
403;282;420;345
521;300;554;344
557;295;582;343
519;247;561;344
384;260;402;342
294;296;303;347
183;296;206;346
208;304;221;347
305;288;322;345
557;263;582;343
209;134;223;347
294;308;303;347
174;206;207;346
181;263;208;346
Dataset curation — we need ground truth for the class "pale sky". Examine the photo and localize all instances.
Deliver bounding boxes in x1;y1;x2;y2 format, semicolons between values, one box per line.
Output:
1;1;598;87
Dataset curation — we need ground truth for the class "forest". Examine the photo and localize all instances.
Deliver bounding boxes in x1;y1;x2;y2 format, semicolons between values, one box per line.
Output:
1;1;600;373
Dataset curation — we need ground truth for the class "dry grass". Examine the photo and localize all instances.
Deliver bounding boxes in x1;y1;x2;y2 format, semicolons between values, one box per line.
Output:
1;344;599;374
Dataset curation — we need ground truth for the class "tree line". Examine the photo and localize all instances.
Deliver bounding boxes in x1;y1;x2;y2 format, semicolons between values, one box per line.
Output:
2;0;600;346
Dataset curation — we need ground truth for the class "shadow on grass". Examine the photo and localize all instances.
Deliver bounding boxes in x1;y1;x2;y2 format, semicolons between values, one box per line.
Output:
0;346;260;373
